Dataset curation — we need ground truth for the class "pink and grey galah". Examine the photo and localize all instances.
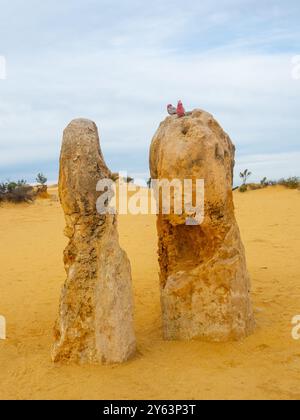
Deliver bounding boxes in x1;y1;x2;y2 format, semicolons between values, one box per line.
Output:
176;100;186;118
167;104;177;115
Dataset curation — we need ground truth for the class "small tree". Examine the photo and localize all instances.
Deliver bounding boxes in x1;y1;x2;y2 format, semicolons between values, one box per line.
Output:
36;173;47;185
240;169;252;185
35;173;48;198
260;177;268;187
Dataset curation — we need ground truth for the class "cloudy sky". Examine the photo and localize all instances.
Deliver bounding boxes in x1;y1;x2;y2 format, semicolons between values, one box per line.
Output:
0;0;299;185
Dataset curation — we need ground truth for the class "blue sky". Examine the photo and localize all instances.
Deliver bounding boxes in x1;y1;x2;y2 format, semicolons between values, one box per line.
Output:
0;0;299;185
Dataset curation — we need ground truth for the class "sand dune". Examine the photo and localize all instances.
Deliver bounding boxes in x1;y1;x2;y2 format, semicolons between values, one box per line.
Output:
0;186;300;400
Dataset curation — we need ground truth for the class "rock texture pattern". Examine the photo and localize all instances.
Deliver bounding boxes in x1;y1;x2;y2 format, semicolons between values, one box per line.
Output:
150;110;255;341
52;118;136;364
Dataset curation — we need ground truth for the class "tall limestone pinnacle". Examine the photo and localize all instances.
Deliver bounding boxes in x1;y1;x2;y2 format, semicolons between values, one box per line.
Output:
52;118;136;364
150;109;255;341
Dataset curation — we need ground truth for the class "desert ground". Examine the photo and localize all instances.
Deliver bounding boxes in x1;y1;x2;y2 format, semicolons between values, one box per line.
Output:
0;185;300;400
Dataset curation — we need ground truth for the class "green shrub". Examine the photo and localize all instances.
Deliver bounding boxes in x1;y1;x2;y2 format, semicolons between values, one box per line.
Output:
239;184;248;193
7;181;18;192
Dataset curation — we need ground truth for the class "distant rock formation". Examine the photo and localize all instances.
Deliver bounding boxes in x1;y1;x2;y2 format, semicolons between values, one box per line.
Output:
52;118;136;364
150;109;255;341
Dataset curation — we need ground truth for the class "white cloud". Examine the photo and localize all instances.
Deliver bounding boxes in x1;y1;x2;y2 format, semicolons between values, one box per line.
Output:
0;0;299;182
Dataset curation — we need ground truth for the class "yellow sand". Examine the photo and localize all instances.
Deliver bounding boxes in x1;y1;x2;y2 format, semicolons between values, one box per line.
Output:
0;186;300;400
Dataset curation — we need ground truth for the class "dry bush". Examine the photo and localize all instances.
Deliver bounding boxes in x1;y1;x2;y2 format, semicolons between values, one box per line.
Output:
35;184;49;199
7;186;35;203
0;181;35;203
278;177;299;189
247;183;263;191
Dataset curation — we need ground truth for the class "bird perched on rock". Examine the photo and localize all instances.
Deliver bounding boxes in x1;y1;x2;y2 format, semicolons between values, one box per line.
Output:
167;104;177;115
176;100;186;118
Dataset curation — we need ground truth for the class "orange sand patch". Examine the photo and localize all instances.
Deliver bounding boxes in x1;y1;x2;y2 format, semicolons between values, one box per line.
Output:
0;186;300;400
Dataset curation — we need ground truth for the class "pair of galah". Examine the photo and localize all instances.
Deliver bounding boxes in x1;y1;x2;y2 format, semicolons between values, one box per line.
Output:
167;100;185;117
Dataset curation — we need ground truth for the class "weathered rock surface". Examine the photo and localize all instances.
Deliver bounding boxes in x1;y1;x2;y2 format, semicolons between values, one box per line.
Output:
52;118;136;364
150;109;255;341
